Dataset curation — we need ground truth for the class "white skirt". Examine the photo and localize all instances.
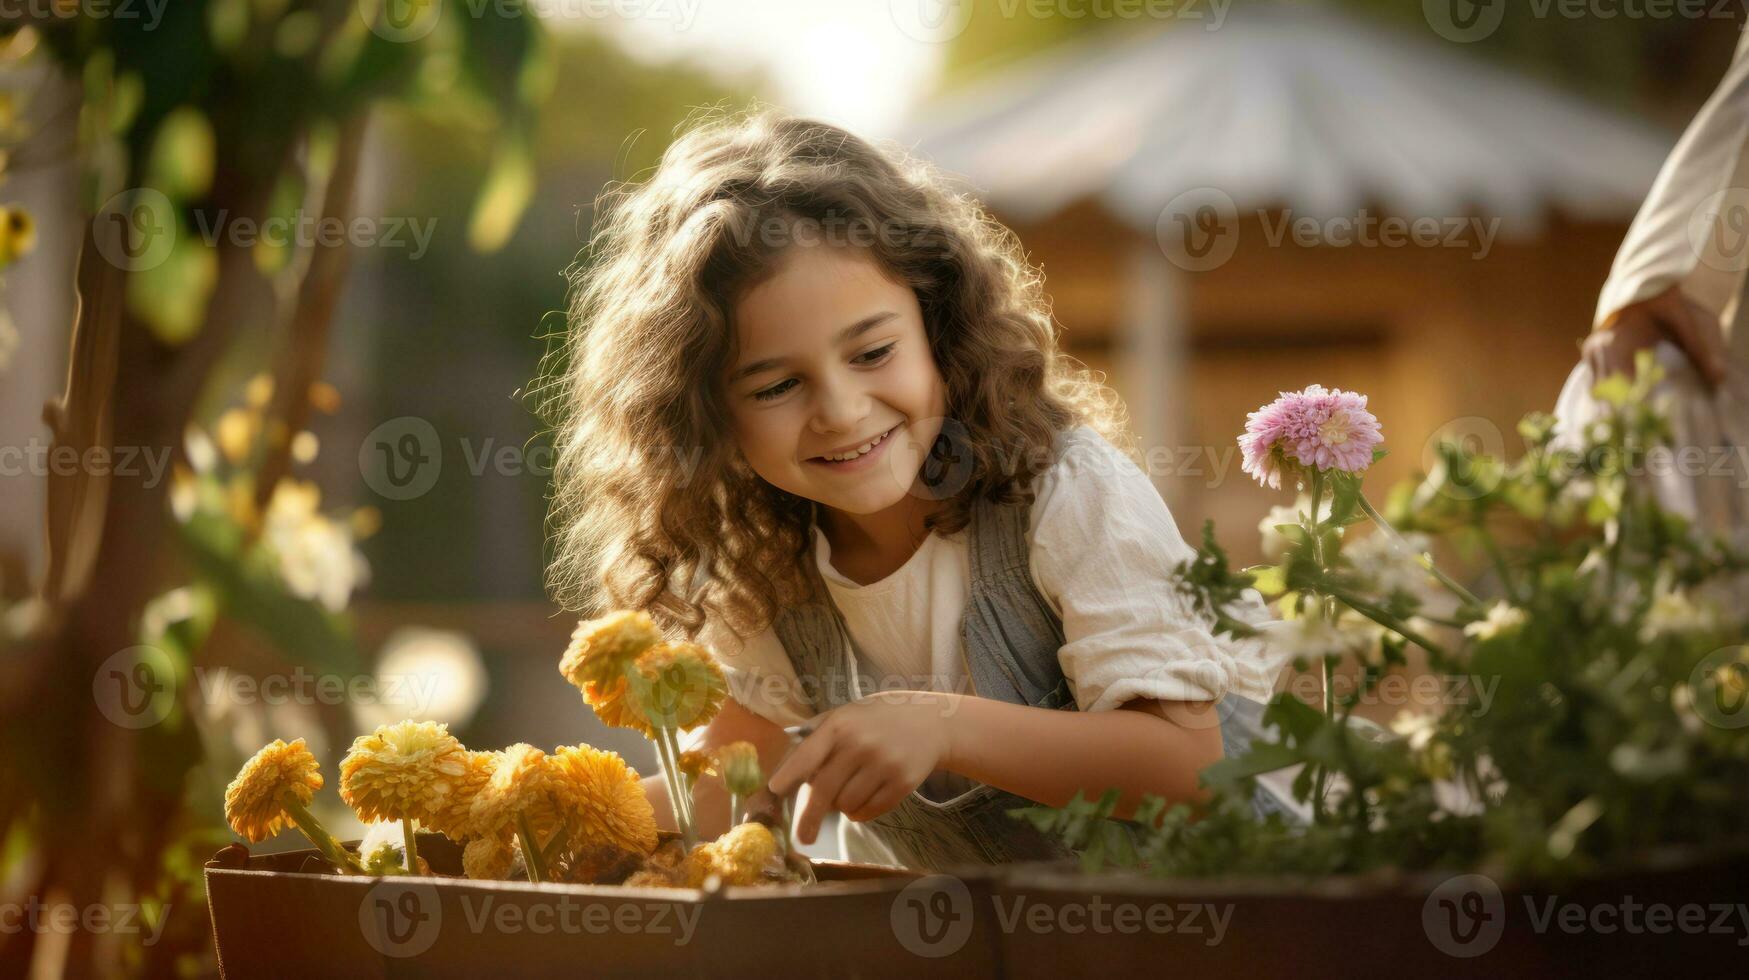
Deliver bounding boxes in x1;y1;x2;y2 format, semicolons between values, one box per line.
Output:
1551;340;1749;542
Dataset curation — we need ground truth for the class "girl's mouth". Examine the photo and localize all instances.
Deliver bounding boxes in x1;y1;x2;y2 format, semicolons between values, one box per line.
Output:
806;423;900;472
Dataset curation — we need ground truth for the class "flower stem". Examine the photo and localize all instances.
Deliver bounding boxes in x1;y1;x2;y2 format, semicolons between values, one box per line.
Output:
281;797;363;874
653;726;697;849
402;818;420;875
1306;470;1332;821
1354;492;1483;608
1321;584;1450;659
517;812;548;884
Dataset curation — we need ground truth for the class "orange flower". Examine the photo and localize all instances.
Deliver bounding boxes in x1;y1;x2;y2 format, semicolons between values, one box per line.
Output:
626;641;726;733
468;743;557;839
684;822;778;887
224;738;323;843
339;721;465;824
423;749;498;840
547;744;659;856
559;611;661;690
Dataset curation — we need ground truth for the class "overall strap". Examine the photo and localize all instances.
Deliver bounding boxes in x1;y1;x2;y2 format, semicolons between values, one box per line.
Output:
770;547;861;714
959;493;1071;708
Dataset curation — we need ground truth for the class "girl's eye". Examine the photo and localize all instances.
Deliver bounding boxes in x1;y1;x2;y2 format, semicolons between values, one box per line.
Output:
854;343;896;366
752;379;797;402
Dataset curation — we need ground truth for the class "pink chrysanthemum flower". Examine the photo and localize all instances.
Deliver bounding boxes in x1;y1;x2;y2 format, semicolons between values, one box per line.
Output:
1240;385;1383;489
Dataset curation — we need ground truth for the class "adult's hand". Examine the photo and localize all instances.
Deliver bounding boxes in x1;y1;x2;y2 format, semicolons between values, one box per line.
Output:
1581;285;1728;387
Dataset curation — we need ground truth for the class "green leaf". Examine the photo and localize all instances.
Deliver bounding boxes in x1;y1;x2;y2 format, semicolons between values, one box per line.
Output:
127;231;217;346
1202;742;1303;785
1591;373;1634;408
468;136;533;253
1246;563;1288;597
144;107;215;201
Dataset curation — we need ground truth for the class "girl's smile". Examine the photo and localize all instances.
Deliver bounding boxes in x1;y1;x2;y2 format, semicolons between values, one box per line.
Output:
805;422;901;470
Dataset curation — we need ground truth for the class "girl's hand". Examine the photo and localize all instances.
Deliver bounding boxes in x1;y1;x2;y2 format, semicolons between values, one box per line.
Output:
767;691;957;845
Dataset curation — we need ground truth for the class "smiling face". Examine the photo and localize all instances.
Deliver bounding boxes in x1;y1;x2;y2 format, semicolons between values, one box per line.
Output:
721;243;949;521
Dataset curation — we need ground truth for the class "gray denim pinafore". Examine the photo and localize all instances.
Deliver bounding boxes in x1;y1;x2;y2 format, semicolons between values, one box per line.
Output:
773;472;1297;871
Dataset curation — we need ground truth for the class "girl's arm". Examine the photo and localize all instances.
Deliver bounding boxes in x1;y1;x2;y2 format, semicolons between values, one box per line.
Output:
768;691;1224;846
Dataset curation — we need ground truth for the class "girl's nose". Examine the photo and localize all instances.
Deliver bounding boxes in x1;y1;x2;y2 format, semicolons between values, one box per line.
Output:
809;376;871;435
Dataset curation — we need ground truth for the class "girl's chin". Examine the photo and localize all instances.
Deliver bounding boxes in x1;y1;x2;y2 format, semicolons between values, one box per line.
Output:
805;481;916;517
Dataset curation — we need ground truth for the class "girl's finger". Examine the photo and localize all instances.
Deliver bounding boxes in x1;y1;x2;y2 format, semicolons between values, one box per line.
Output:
793;745;860;845
857;785;910;821
767;725;833;797
833;764;885;820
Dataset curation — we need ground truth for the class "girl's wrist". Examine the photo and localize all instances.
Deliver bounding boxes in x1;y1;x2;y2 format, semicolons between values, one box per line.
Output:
929;691;967;771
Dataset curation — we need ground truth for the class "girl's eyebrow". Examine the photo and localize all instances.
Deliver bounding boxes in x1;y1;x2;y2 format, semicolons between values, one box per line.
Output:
727;311;898;383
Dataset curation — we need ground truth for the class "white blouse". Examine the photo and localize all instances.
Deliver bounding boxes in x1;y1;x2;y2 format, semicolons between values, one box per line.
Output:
686;425;1285;739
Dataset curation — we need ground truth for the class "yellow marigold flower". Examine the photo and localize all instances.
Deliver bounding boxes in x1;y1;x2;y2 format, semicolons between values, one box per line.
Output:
339;720;465;824
677;750;717;783
559;610;661;690
583;675;654;737
684;822;778;887
0;205;36;268
463;833;517;880
225;738;323;843
468;743;556;838
716;742;762;799
628;641;726;732
214;408;260;465
423;749;497;840
547;743;659;856
623;868;685;888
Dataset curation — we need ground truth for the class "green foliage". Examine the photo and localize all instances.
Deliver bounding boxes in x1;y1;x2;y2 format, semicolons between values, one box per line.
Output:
1021;364;1749;882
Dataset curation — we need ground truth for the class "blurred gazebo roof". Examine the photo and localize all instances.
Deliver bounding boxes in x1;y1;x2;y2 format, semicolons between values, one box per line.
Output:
903;3;1676;229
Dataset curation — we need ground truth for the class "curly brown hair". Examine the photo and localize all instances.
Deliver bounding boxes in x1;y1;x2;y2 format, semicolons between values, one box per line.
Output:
539;106;1131;643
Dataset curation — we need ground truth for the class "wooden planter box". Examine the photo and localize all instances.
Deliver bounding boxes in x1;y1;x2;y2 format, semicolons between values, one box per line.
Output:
207;838;1747;978
203;834;1001;978
982;849;1749;979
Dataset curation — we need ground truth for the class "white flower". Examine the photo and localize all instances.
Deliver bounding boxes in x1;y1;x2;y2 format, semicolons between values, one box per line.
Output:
263;480;368;613
1346;530;1434;598
184;426;218;475
1257;500;1308;561
1464;601;1527;642
1262;616;1374;660
1388;710;1438;752
1639;579;1719;643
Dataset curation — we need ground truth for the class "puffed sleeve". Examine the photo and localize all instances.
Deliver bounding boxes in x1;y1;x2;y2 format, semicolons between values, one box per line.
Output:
1027;428;1286;712
1595;29;1749;326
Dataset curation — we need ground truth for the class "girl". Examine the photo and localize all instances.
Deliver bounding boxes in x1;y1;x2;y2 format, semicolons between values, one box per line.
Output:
544;109;1291;869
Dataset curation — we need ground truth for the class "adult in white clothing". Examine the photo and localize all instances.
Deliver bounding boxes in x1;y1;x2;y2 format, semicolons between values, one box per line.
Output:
1561;28;1749;539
